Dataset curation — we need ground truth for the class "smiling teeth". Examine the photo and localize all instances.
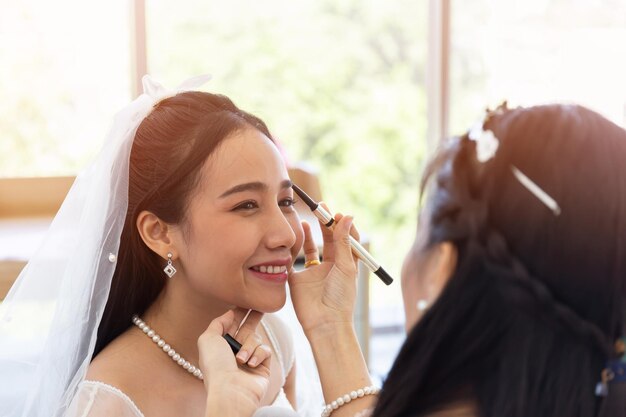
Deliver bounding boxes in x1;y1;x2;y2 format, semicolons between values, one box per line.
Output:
253;265;287;274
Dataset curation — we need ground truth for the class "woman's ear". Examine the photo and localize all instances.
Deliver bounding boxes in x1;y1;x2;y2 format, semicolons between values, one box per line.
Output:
402;240;458;330
136;210;177;260
425;241;458;302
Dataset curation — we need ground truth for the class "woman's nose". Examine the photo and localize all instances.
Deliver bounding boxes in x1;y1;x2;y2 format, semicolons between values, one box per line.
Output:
265;207;297;249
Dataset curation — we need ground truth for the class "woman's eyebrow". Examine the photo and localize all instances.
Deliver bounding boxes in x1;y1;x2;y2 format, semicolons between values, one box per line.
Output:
219;179;292;198
280;179;293;190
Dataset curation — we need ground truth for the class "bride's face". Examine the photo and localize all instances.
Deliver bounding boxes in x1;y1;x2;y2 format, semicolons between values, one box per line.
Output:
170;128;304;312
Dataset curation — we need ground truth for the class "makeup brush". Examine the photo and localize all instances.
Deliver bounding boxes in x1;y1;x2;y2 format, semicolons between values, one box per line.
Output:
292;184;393;285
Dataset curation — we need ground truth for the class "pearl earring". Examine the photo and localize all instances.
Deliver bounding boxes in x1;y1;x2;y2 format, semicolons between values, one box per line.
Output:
163;252;177;278
416;299;429;311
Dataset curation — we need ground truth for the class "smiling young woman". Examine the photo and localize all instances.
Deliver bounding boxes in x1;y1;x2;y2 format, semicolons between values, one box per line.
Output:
83;91;304;416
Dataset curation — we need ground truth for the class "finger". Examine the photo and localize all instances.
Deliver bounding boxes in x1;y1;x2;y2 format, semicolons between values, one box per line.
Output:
322;210;351;263
198;310;237;371
333;215;358;276
317;202;337;262
247;343;272;368
301;220;320;264
236;332;264;364
230;310;264;342
204;309;235;338
348;222;361;270
348;219;360;242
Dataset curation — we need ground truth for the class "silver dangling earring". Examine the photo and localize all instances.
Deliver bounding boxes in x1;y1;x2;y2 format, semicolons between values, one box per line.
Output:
163;252;177;278
416;299;429;311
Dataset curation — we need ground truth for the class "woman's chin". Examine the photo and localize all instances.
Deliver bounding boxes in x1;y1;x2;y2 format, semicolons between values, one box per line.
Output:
246;289;287;313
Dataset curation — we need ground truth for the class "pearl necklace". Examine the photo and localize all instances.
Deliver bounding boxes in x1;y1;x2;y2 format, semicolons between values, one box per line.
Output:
132;315;203;380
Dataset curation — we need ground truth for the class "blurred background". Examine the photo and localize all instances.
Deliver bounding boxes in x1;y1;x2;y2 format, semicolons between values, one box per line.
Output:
1;0;625;382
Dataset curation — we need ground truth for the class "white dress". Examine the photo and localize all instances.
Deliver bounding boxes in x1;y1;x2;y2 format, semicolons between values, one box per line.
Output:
65;314;295;417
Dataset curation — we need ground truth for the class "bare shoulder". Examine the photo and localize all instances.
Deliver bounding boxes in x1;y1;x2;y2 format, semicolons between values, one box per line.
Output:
84;328;195;417
86;328;148;390
85;327;205;417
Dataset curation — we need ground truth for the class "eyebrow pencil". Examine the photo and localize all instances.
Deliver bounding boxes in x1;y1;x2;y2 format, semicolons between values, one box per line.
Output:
292;184;393;285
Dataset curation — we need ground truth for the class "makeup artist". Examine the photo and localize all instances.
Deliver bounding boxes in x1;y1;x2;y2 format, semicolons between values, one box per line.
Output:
199;103;626;417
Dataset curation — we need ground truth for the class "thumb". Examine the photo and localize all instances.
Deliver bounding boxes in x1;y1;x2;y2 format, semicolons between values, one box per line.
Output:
206;309;236;337
199;310;236;364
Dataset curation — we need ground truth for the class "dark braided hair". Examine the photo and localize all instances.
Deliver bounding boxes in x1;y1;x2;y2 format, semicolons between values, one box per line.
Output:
374;104;626;417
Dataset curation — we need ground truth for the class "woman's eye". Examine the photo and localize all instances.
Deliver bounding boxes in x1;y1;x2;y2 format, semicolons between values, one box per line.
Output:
234;201;259;211
279;198;297;208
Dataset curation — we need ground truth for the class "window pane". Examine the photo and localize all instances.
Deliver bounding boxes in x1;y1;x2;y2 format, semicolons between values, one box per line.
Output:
147;0;428;377
450;0;626;133
0;0;131;177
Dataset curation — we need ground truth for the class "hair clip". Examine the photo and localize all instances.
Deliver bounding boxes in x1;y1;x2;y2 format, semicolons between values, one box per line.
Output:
511;166;561;216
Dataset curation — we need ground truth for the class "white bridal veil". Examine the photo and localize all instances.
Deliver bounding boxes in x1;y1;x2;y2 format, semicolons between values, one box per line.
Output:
0;75;210;417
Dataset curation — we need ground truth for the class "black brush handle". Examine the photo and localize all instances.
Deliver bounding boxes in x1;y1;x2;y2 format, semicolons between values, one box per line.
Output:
223;334;241;354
